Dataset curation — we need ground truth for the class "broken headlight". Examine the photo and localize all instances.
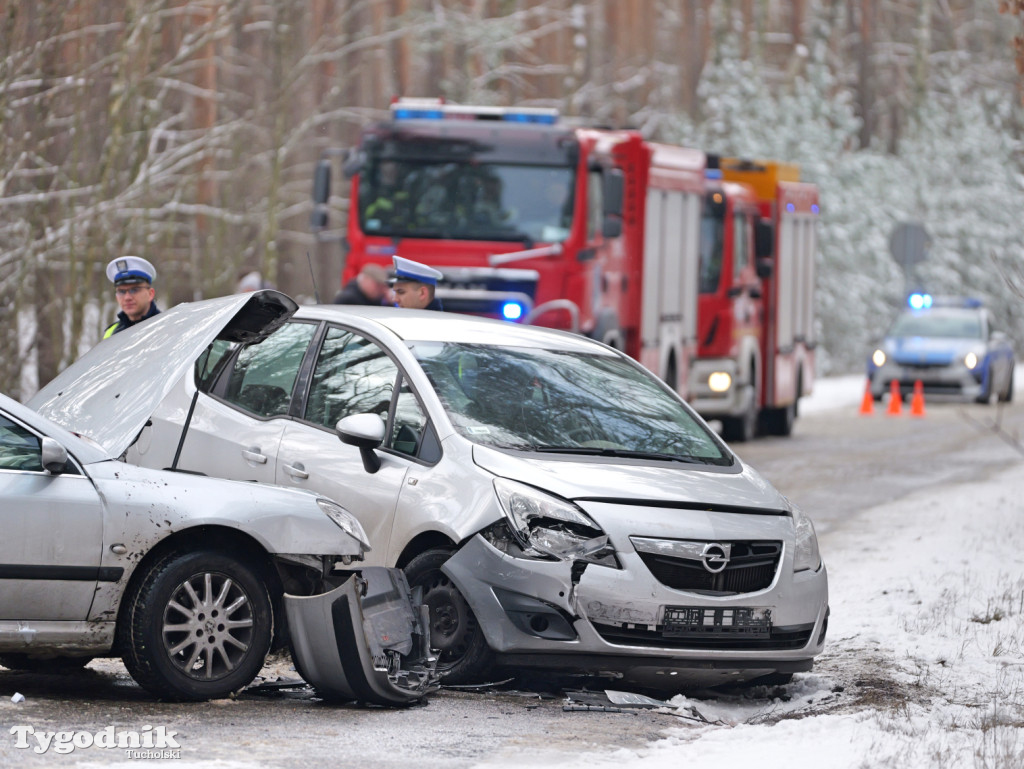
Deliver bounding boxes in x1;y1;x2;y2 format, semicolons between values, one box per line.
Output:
489;478;618;567
317;498;372;554
792;504;821;573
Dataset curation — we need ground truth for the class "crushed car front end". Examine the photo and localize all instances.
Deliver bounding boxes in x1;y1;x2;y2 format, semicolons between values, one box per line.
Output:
442;463;828;689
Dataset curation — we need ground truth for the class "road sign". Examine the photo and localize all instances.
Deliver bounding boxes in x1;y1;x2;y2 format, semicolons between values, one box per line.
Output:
890;222;929;271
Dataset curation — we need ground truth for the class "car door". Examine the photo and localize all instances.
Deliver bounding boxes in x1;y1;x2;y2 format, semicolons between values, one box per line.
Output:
276;325;439;567
0;412;104;621
174;321;320;482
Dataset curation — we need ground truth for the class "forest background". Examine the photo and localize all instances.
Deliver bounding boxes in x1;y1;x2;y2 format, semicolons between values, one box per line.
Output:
3;0;1024;398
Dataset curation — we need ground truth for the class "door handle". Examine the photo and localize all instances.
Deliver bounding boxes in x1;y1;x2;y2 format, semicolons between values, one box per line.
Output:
284;462;309;480
242;448;268;464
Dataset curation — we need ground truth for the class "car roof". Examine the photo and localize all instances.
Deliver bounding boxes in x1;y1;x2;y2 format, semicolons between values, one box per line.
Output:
293;305;616;354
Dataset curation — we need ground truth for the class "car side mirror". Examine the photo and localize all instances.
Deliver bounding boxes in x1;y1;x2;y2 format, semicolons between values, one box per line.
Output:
40;437;68;474
337;414;385;474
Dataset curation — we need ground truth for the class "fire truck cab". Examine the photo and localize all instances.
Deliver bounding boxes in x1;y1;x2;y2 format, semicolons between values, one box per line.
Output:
312;100;818;441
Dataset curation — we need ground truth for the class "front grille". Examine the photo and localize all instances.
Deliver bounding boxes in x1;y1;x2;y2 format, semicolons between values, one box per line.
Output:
592;621;814;651
636;541;781;594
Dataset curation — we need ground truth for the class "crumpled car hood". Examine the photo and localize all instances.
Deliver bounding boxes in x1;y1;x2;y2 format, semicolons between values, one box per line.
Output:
471;444;788;512
29;290;296;460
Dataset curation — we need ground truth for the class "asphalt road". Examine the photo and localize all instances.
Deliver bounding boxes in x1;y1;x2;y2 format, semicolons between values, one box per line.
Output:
2;392;1021;767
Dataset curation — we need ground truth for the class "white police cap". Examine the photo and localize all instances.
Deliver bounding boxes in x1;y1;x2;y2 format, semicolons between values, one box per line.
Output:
390;255;443;286
106;256;157;285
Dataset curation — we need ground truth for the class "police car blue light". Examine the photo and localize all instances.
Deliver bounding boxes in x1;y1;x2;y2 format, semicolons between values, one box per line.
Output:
908;292;933;310
501;302;524;321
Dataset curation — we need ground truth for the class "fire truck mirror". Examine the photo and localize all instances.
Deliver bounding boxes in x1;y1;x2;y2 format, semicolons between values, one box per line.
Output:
312;159;332;206
756;258;774;281
754;219;774;259
602;214;623;239
603;169;624;217
342;149;365;178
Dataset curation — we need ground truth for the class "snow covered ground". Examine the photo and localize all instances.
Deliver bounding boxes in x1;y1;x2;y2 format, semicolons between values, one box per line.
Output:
479;373;1024;769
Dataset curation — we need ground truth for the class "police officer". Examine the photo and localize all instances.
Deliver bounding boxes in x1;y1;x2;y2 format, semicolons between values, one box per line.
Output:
334;263;390;306
390;256;443;311
103;256;161;338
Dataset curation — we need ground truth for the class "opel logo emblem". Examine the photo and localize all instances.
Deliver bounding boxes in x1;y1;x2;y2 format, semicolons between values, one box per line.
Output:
700;543;730;574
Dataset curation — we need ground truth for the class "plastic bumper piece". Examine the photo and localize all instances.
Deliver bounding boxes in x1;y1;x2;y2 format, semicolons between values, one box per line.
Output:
284;567;438;706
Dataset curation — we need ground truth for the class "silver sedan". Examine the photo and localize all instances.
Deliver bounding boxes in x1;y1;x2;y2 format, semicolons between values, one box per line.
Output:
0;391;436;703
31;291;829;692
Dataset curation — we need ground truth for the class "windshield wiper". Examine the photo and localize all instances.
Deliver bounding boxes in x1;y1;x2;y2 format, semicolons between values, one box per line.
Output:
531;446;719;464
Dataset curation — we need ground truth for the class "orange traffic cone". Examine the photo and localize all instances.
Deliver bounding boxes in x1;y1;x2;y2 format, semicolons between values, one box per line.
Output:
910;379;926;417
859;380;875;415
886;380;903;416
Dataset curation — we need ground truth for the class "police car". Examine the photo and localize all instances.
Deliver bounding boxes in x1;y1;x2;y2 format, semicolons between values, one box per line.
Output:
868;295;1016;404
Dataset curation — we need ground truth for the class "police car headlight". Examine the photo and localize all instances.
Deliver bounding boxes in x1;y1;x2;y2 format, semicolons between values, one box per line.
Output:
964;351;979;370
792;504;821;573
871;349;886;367
492;478;616;565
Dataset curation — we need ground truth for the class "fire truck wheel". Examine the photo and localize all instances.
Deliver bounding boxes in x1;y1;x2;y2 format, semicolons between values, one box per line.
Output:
721;384;758;443
760;402;795;437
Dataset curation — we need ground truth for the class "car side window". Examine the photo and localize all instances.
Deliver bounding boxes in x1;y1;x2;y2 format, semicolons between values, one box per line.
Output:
305;327;398;430
0;415;42;472
391;377;429;458
222;322;317;418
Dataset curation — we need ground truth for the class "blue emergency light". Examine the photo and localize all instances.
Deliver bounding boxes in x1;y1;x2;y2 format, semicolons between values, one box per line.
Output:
501;302;524;321
501;112;558;125
393;108;445;120
908;292;933;310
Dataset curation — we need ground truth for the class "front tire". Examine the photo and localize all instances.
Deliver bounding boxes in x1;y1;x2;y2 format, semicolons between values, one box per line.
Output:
119;550;274;701
403;548;493;685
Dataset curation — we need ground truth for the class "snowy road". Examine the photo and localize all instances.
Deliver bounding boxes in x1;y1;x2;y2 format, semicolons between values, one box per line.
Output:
2;376;1023;767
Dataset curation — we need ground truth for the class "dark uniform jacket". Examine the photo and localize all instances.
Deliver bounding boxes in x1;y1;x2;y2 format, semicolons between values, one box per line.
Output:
103;302;161;339
333;278;384;306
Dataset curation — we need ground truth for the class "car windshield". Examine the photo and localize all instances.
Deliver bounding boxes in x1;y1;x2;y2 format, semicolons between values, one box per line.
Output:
409;341;730;465
889;312;982;339
359;160;575;244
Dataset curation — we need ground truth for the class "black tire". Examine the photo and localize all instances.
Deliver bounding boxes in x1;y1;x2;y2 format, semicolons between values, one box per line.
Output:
0;654;93;672
119;550;274;701
721;383;758;443
760;401;796;437
403;548;494;685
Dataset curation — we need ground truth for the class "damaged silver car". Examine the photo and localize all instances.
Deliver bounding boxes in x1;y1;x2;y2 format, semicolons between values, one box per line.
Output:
31;291;829;692
5;305;435;705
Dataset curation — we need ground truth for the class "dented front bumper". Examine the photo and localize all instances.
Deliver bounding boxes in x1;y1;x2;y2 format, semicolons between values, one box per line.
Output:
442;533;829;688
284;567;438;706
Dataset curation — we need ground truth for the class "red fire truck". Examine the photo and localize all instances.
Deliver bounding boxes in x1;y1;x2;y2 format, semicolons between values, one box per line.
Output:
687;158;819;441
311;99;818;440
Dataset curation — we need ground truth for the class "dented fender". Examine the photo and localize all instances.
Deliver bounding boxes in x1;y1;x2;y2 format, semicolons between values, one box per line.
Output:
442;534;582;652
